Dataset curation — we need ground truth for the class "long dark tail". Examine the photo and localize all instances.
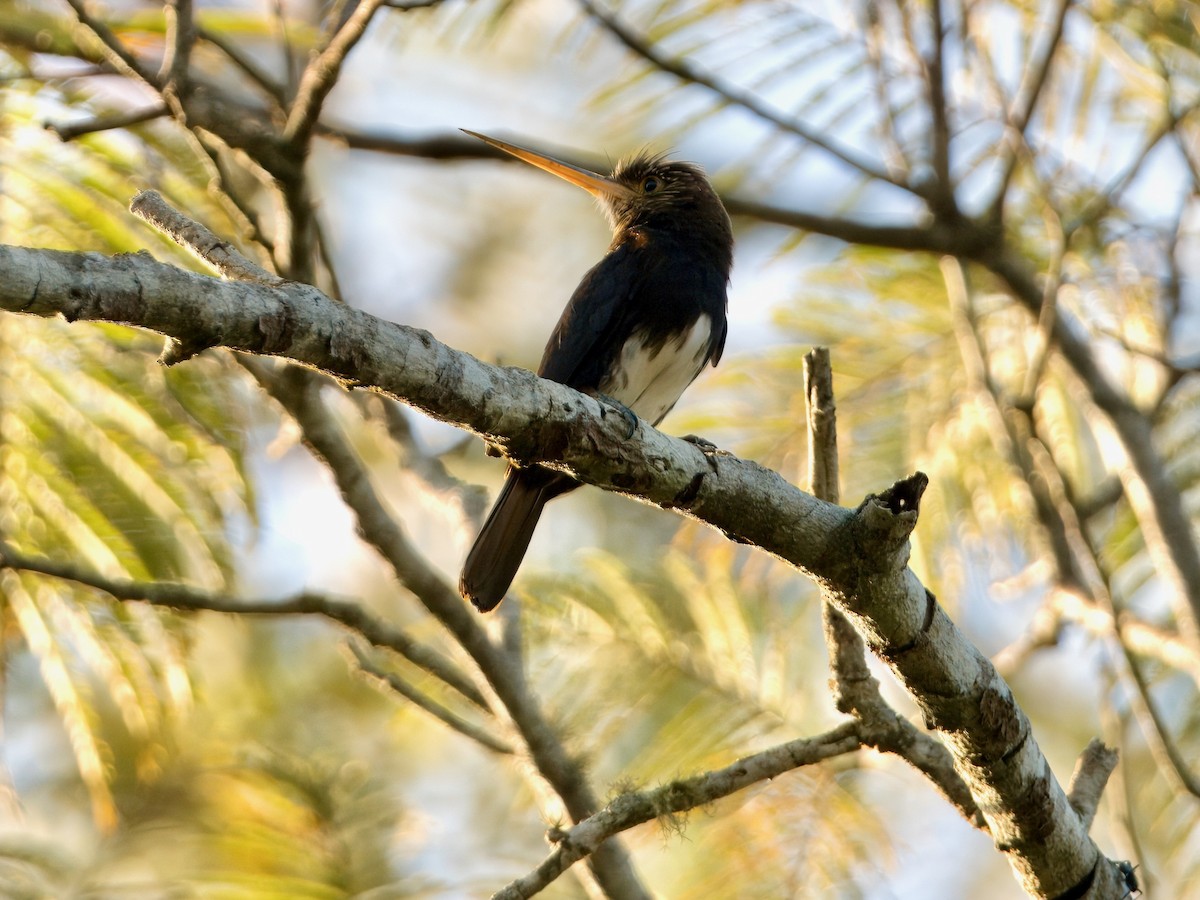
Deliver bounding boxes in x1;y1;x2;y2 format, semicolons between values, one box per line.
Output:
460;468;575;611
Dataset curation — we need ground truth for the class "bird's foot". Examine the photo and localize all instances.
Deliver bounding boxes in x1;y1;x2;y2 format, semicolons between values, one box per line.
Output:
593;392;639;439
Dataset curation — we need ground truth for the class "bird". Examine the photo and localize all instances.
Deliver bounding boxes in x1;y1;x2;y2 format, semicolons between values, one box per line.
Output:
458;130;733;612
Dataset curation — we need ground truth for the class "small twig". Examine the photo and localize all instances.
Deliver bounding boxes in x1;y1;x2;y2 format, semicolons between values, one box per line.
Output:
0;539;489;711
1119;640;1200;798
860;3;910;179
283;0;389;146
368;396;490;529
273;0;299;97
492;723;864;900
318;124;511;159
923;0;953;213
1019;207;1065;399
159;0;197;114
1066;738;1119;829
60;0;156;86
347;640;513;754
130;189;279;284
804;347;840;506
805;348;873;712
196;25;287;107
803;347;983;828
988;0;1071;218
44;103;168;141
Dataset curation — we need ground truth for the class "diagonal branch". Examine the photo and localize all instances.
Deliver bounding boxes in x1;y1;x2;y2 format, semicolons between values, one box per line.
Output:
987;0;1072;218
347;641;514;755
283;0;389;146
196;25;288;107
0;538;488;710
60;0;157;86
159;0;197;114
44;103;169;141
493;723;864;900
0;232;1130;899
980;251;1200;653
922;0;954;214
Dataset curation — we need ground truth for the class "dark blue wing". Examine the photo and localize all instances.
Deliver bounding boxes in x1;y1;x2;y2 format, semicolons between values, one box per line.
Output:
537;231;728;389
537;238;642;388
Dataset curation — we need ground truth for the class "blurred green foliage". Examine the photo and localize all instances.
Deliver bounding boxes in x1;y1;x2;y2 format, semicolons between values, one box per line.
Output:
1;0;1199;897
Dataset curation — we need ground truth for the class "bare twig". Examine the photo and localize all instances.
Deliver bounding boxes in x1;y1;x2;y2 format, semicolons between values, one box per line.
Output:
60;0;156;85
347;641;514;754
251;363;651;900
923;0;953;213
159;0;197;114
197;25;287;107
44;103;168;141
1118;641;1200;798
1019;208;1065;400
860;1;911;178
804;347;840;506
988;0;1072;217
806;348;873;711
0;538;489;711
492;723;864;900
1066;738;1119;830
130;190;279;284
804;348;983;829
318;124;511;159
284;0;389;146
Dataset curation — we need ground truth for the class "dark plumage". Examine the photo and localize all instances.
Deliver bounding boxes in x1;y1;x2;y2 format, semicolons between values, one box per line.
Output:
459;132;733;611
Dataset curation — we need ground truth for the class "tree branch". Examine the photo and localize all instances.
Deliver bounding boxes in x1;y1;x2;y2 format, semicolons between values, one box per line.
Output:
0;538;488;710
988;0;1072;218
126;189;648;897
159;0;197;115
44;103;169;141
1066;739;1119;830
283;0;389;146
923;0;953;214
0;232;1128;897
980;250;1200;653
493;723;864;900
347;641;514;755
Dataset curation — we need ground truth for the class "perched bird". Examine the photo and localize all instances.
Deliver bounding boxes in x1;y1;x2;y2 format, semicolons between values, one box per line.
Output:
459;130;733;612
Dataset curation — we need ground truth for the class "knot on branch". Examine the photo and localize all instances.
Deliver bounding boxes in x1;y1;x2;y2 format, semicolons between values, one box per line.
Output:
856;471;927;551
874;471;928;515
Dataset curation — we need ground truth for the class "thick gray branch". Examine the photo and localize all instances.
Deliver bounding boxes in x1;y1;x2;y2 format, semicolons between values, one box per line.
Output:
0;241;1120;898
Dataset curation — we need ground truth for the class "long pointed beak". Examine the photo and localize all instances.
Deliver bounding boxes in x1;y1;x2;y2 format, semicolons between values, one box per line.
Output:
462;129;636;201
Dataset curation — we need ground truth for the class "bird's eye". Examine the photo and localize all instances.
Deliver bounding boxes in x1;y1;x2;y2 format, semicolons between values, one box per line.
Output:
642;176;660;193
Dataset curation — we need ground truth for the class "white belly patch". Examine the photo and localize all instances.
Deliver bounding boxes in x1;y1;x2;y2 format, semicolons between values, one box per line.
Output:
601;315;714;425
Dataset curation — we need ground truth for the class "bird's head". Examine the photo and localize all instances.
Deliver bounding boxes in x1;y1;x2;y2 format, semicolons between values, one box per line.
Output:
463;130;732;263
